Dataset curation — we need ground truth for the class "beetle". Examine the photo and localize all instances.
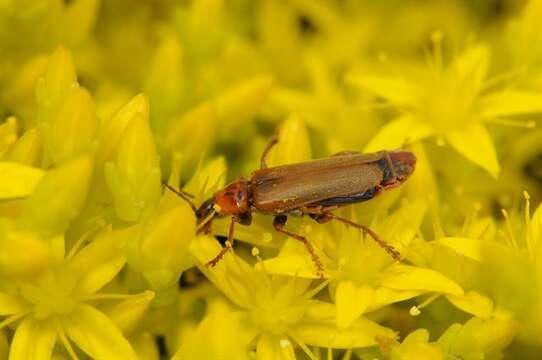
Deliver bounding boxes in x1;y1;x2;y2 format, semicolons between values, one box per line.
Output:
164;136;416;277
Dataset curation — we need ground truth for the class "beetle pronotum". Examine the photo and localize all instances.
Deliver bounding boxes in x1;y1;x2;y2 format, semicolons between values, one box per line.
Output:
164;135;416;277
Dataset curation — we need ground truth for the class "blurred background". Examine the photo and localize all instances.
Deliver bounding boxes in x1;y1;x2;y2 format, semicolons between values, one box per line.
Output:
2;0;542;359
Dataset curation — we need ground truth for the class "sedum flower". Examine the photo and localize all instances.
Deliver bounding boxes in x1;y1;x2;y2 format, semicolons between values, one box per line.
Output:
0;227;152;360
35;46;98;166
178;236;395;359
104;106;162;223
347;38;542;177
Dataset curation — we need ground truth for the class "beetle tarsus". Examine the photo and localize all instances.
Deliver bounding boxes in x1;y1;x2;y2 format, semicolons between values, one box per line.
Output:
273;215;325;278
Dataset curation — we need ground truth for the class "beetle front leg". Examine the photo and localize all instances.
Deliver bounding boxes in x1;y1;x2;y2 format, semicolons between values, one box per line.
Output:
260;134;279;169
273;215;324;278
206;217;237;267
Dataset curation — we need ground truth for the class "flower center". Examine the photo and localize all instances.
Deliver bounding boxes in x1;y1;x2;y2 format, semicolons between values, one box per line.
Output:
19;269;78;320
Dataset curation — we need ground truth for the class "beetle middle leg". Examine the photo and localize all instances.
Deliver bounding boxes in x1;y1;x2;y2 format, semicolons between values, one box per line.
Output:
206;217;237;267
308;210;401;261
273;215;324;277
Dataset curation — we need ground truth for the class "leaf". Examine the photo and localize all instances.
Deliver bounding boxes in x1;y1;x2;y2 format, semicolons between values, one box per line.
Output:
0;162;44;200
445;124;499;178
378;264;464;296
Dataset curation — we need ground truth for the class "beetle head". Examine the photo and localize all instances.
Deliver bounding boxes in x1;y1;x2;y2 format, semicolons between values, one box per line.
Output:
213;180;250;216
389;150;416;182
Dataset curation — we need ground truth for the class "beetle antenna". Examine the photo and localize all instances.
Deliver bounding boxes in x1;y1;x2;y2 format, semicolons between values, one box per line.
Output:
161;180;197;212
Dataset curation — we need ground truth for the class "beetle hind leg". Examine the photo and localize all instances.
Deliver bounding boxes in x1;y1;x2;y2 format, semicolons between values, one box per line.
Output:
312;211;401;261
273;215;325;278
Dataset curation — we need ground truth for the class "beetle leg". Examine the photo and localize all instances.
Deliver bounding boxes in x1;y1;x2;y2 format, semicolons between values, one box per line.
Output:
206;217;237;267
260;134;279;169
273;215;324;278
315;211;401;261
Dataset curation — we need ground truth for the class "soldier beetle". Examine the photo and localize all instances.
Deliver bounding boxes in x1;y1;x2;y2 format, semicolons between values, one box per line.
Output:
164;136;416;277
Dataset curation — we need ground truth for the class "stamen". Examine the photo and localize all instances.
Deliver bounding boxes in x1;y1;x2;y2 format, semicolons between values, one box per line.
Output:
287;332;316;360
409;292;441;316
485;118;536;128
296;279;330;303
252;247;271;287
501;209;519;251
524;191;535;259
65;224;103;263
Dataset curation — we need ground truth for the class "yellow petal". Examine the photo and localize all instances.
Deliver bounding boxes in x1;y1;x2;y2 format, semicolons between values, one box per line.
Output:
0;292;27;315
9;316;57;360
105;112;161;222
215;75;273;130
164;103;216;171
435;237;484;262
480;90;542;119
446;291;494;319
256;334;296;360
335;281;374;329
62;303;137;360
346;74;416;108
294;302;396;348
18;155;94;237
41;87;98;164
445;124;499;178
61;0;100;45
368;288;424;312
144;33;184;122
0;116;18;158
35;46;77;113
5;128;42;166
378;264;463;296
172;310;256;360
0;162;44;200
103;291;154;335
97;93;149;165
183;156;227;206
365;116;433;152
69;229;127;295
266;113;312;167
0;226;50;278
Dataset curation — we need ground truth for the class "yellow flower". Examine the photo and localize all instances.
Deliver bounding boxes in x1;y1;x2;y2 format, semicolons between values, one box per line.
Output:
347;39;542;177
179;236;395;360
0;227;153;360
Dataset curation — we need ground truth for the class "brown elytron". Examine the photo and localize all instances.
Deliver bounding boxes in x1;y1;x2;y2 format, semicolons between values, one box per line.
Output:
168;135;416;277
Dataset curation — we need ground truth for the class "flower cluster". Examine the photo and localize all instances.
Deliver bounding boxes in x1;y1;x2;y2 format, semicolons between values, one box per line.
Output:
1;0;542;359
